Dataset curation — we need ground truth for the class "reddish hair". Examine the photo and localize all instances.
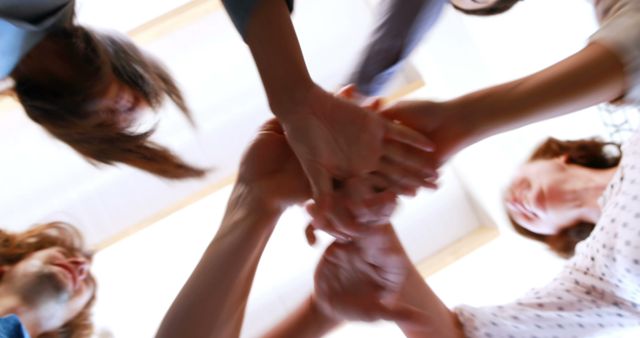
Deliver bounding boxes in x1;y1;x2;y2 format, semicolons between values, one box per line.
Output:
508;137;621;257
11;25;206;179
0;222;96;338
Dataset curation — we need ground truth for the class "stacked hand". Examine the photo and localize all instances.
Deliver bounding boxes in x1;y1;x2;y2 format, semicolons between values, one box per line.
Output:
278;85;439;238
313;225;428;325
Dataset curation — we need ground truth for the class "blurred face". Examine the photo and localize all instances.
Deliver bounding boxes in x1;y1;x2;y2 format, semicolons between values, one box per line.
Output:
86;75;149;128
450;0;499;10
1;247;95;331
505;158;587;235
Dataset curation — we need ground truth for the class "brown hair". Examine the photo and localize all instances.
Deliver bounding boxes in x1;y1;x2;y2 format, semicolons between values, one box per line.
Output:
509;137;621;257
0;222;96;338
11;25;206;179
452;0;521;16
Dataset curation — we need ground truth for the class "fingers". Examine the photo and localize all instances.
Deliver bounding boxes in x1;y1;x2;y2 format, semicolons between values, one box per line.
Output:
347;190;397;226
259;118;284;134
306;202;354;242
336;84;357;100
376;159;433;195
304;222;317;246
304;165;334;203
382;141;439;180
384;120;435;152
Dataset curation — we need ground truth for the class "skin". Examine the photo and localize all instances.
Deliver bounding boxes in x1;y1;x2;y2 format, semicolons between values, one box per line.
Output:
505;157;617;235
85;77;148;128
157;116;410;338
267;224;465;338
241;0;436;234
449;0;500;11
0;247;95;336
381;42;626;177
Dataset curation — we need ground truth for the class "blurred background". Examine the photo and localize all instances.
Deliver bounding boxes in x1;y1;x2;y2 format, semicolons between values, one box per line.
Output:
1;0;636;337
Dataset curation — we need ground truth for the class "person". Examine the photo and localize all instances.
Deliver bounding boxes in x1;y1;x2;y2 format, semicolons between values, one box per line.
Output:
221;0;438;235
506;137;621;257
0;222;97;338
155;117;400;337
347;0;520;98
1;0;205;179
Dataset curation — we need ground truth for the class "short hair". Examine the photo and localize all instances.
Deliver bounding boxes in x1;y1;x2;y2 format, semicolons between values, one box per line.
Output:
11;25;206;179
452;0;521;16
508;137;621;257
0;222;96;338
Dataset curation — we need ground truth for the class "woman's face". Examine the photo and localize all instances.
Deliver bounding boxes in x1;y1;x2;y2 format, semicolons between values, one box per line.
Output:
86;74;149;128
505;158;588;235
449;0;499;11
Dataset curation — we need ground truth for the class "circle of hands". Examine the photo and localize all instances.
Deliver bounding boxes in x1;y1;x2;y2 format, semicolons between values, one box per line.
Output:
238;84;465;325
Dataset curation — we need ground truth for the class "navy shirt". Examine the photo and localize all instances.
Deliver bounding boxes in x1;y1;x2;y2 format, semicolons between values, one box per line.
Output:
222;0;294;38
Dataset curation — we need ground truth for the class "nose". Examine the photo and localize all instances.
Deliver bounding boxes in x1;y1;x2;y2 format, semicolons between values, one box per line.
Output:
68;257;90;281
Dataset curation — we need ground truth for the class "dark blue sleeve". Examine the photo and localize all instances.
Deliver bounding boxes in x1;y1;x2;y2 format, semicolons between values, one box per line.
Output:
347;0;446;96
0;315;31;338
222;0;294;39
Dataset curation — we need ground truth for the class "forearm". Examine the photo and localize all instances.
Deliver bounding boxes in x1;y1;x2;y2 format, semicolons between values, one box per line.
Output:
394;268;464;338
244;0;315;116
451;42;626;147
156;183;282;338
263;296;341;338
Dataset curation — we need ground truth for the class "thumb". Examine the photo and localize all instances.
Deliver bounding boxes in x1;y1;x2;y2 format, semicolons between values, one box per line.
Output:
305;165;333;203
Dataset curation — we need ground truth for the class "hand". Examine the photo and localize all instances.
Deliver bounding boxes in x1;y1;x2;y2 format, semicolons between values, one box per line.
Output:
305;175;398;243
381;100;472;168
313;225;416;322
237;119;310;211
277;84;434;210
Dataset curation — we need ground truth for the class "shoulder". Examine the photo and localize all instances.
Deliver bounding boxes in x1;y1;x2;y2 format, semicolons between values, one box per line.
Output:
0;0;73;28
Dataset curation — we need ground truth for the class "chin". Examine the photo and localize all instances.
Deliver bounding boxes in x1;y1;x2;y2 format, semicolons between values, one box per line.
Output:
20;271;71;306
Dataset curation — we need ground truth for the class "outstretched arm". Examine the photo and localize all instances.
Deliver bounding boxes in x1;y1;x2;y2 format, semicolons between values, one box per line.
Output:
382;42;627;166
223;0;435;233
156;120;310;338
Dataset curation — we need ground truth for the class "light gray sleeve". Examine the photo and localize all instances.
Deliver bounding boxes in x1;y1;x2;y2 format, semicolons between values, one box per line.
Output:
590;5;640;106
222;0;294;39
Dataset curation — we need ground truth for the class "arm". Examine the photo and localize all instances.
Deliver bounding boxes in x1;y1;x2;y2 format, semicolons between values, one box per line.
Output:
455;42;626;145
262;296;340;338
226;0;435;229
157;120;311;338
155;184;282;338
382;42;627;165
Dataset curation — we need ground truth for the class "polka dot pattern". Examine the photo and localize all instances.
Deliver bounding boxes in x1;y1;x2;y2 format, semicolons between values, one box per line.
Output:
454;131;640;337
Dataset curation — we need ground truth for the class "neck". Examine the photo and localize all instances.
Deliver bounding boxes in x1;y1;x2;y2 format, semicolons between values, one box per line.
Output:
0;292;43;336
576;166;618;223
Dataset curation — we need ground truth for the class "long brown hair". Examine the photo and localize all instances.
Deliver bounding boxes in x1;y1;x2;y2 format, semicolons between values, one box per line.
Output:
11;25;206;179
0;222;96;338
509;137;621;257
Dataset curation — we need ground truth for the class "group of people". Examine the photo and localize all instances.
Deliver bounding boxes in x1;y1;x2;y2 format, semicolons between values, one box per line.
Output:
1;0;640;337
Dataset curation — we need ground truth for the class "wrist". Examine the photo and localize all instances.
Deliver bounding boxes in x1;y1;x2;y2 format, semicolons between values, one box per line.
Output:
437;99;483;154
227;182;284;227
308;295;341;329
269;80;318;120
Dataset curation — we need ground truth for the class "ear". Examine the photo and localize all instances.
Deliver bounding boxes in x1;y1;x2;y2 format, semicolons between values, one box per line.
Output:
559;154;570;163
